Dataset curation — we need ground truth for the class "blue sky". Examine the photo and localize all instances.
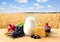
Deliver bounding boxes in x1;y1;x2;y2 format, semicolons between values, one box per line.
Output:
0;0;60;13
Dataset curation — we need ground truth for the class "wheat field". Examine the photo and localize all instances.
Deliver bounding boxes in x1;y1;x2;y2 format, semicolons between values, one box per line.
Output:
0;12;60;28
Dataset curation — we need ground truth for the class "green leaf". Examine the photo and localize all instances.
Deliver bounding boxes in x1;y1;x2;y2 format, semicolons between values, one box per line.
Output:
17;23;24;27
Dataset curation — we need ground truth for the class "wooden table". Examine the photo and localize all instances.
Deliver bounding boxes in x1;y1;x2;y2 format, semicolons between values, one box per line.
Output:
0;29;60;42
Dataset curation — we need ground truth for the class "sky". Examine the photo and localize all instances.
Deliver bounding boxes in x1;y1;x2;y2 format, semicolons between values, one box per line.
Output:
0;0;60;13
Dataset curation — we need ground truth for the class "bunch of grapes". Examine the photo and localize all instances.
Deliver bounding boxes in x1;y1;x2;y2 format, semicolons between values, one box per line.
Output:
11;26;25;38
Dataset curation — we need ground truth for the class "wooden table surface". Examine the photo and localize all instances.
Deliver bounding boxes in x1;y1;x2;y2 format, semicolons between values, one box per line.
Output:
0;29;60;42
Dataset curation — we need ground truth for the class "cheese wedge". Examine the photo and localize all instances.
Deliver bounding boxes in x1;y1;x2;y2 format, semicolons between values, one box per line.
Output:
34;27;46;37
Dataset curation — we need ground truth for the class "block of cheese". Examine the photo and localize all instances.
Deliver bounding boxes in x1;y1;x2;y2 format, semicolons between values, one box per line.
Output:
34;27;46;37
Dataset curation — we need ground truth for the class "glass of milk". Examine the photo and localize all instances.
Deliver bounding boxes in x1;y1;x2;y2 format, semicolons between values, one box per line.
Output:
24;16;36;36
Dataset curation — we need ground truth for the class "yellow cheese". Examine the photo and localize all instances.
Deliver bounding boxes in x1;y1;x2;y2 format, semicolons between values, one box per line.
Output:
34;27;46;37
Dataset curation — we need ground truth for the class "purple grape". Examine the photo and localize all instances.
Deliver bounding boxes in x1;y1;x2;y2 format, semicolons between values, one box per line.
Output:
11;31;18;38
31;35;34;38
33;36;37;39
45;28;51;33
37;35;41;39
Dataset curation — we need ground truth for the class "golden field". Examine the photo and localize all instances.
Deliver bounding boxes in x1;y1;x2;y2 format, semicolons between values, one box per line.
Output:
0;12;60;28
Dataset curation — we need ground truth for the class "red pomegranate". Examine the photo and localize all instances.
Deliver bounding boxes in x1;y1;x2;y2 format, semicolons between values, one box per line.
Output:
44;23;51;29
8;24;15;32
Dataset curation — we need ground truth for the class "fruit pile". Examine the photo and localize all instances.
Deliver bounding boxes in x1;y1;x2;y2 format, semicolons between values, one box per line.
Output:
6;23;25;38
44;23;51;36
44;23;51;33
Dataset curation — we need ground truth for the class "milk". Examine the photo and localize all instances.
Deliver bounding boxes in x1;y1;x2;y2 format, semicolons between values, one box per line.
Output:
24;16;36;36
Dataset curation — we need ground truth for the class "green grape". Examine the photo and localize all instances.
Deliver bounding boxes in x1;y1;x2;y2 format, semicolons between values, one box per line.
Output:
37;24;42;27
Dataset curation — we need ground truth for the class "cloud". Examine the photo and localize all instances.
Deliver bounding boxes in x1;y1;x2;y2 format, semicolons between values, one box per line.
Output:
37;0;48;2
26;6;44;12
33;3;43;8
0;6;5;13
7;4;25;13
10;5;17;8
15;0;28;3
47;5;52;8
0;4;25;13
4;8;24;13
0;7;4;10
0;6;5;10
16;7;25;12
2;2;6;5
10;4;24;10
9;3;43;12
27;7;34;10
26;7;34;12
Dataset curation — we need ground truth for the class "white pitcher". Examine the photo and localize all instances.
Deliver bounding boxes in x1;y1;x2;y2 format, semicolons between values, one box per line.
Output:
24;16;36;36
